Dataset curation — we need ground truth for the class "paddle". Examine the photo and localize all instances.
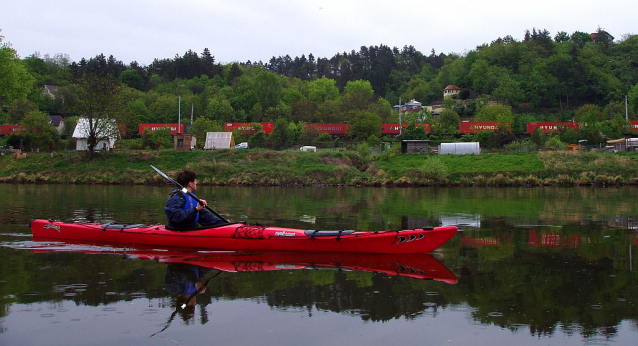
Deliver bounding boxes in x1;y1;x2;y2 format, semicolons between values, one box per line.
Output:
150;165;229;223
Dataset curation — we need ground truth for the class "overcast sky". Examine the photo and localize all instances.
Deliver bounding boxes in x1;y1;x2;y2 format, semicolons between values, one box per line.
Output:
2;0;635;66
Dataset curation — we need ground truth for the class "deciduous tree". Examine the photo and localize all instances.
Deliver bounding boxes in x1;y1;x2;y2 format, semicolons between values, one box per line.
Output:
0;33;35;108
70;71;124;158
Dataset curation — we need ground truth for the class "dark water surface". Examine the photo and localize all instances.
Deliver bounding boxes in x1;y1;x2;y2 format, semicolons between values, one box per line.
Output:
1;185;637;345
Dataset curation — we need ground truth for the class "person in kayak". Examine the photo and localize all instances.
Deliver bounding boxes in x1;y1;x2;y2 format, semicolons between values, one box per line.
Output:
164;170;224;229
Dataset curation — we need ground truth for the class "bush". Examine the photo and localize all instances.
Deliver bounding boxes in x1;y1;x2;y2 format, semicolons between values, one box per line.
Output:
354;141;371;158
420;156;449;181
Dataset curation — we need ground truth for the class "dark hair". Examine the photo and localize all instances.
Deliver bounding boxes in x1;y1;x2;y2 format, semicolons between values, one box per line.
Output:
176;170;197;187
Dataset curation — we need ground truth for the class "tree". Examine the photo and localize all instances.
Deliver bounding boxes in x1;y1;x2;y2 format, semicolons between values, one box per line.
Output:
397;122;428;140
435;109;460;134
475;105;514;125
0;34;35;107
141;127;172;150
628;83;638;115
248;122;267;148
206;96;234;121
342;80;375;112
254;70;282;110
308;77;339;103
118;69;144;90
19;110;60;151
574;104;603;123
269;117;293;149
70;71;125;158
348;111;382;140
123;99;152;136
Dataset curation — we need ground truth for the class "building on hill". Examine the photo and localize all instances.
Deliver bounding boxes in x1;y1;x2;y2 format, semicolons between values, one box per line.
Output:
443;85;461;99
591;30;614;44
42;85;61;99
393;99;423;112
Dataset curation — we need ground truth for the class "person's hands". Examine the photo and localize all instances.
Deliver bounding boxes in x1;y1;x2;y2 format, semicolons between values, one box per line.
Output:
196;199;207;211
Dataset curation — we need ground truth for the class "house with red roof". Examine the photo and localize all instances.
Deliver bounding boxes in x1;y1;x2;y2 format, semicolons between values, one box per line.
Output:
443;85;461;99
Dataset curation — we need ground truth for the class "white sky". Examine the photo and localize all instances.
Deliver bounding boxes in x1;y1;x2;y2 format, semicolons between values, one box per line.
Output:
2;0;635;66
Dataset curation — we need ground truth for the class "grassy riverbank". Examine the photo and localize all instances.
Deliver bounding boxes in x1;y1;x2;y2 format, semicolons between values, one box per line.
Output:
1;149;638;186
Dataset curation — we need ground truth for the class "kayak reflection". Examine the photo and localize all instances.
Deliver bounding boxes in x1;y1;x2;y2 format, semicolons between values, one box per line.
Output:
28;238;458;284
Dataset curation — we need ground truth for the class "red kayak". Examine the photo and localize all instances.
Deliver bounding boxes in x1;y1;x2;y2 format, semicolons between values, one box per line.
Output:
30;219;457;254
27;239;458;283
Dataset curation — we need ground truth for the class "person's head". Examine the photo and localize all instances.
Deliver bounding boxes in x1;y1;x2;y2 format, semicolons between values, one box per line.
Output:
176;170;197;189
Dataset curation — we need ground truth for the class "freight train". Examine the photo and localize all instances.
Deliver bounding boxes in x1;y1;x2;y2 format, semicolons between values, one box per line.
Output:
4;121;638;136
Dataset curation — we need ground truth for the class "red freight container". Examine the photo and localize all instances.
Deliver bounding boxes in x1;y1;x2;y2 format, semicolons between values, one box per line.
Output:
381;123;430;135
629;121;638;132
304;123;348;135
460;121;501;134
526;122;578;133
138;123;185;135
224;123;274;135
1;125;21;136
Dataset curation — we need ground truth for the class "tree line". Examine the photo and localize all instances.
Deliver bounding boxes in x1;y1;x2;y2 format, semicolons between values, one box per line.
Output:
2;27;638;155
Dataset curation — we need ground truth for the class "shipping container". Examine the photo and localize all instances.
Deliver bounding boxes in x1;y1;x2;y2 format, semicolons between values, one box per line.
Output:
381;123;430;135
224;123;274;135
303;123;348;135
460;121;502;134
526;122;578;133
138;123;185;135
1;125;21;136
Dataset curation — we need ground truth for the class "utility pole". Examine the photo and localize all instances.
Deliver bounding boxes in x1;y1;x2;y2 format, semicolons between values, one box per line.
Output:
399;97;402;135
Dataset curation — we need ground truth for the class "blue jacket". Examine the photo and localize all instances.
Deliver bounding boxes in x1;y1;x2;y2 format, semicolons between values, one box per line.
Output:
164;190;224;229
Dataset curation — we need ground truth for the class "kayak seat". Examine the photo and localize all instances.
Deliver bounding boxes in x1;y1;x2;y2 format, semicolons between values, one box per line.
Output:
305;230;355;237
165;222;245;232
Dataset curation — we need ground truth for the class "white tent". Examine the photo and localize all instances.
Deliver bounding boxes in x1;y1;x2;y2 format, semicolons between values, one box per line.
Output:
204;132;235;150
72;118;118;151
438;142;481;155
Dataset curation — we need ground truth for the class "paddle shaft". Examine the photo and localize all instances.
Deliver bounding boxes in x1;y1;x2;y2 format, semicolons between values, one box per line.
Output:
150;165;229;223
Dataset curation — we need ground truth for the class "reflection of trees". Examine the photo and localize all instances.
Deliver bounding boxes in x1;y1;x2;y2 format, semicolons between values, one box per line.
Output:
460;251;638;337
262;271;453;322
3;240;637;338
454;222;638;338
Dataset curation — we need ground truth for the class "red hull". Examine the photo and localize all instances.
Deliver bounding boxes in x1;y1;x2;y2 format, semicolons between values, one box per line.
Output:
28;239;458;283
30;219;457;254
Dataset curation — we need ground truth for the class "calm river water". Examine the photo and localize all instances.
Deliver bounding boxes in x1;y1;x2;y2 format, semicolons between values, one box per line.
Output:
1;184;637;346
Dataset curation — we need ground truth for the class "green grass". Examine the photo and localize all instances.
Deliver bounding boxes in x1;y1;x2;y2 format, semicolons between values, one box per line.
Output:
1;149;638;186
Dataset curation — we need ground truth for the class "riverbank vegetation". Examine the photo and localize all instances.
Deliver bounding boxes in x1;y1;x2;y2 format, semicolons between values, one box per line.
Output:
2;28;638;158
1;148;637;187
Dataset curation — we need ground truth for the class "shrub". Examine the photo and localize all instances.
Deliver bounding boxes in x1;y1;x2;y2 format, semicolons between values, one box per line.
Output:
420;156;449;181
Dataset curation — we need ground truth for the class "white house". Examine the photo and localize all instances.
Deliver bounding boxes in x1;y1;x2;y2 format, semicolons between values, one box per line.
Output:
72;118;118;151
443;85;461;99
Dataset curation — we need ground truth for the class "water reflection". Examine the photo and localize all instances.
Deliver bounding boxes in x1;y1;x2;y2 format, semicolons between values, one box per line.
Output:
2;185;638;345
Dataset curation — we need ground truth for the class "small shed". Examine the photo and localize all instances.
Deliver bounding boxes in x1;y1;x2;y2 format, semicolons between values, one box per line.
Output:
72;118;118;151
401;140;430;154
204;132;235;150
606;138;638;152
173;133;197;151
